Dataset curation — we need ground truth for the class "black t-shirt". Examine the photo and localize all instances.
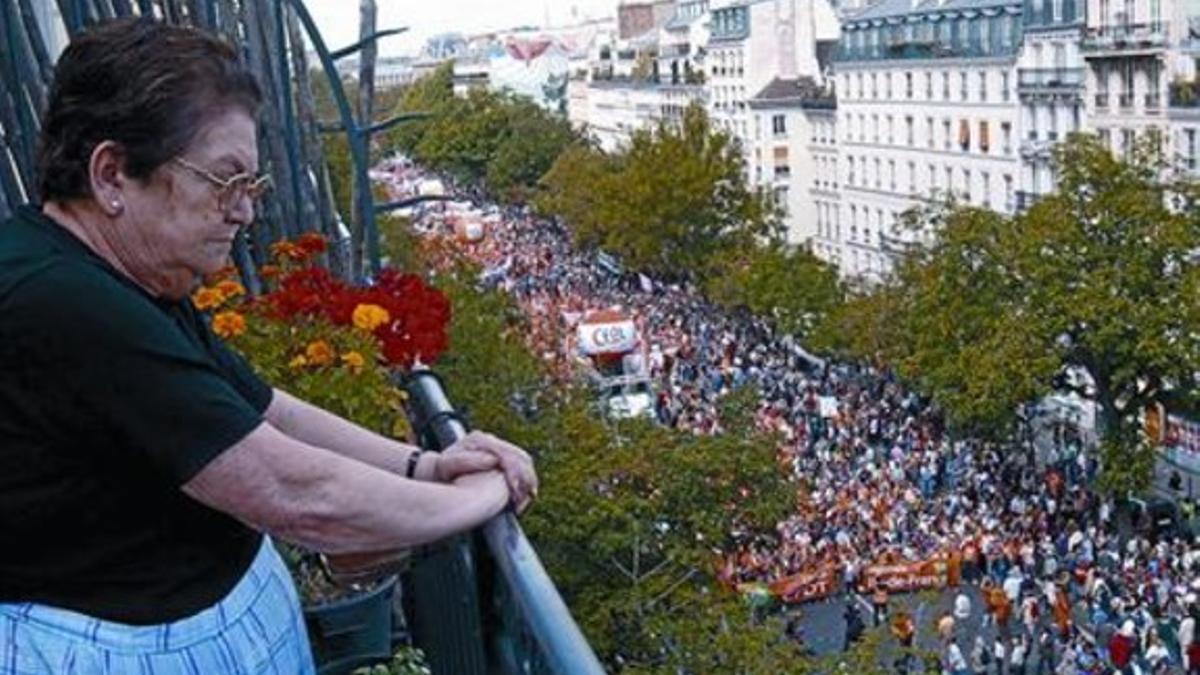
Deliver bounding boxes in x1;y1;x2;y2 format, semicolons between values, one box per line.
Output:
0;206;272;624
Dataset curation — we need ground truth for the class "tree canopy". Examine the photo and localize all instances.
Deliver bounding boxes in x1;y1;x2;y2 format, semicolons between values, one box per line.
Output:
535;104;782;279
705;242;845;340
386;64;576;202
822;133;1200;492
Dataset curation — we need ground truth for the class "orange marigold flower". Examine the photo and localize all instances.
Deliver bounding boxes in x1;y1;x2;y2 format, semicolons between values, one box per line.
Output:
259;264;281;280
215;280;246;300
212;311;246;339
304;340;335;366
192;287;225;311
288;354;308;370
297;232;328;255
270;240;307;261
341;350;366;372
351;303;391;332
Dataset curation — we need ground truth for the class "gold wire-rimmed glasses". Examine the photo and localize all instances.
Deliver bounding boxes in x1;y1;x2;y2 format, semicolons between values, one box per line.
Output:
171;157;272;213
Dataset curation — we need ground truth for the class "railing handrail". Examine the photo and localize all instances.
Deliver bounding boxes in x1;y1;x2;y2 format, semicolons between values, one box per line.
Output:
403;369;606;675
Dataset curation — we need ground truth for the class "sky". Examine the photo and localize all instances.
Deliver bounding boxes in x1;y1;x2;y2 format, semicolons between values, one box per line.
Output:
304;0;618;57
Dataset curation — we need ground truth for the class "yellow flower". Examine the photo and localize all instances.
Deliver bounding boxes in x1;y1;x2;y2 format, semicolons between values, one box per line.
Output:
215;280;246;300
341;350;366;373
192;287;226;311
352;303;390;332
304;340;335;367
288;354;308;369
212;311;246;339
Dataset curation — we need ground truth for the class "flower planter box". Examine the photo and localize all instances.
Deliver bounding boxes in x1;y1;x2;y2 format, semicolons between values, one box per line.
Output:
304;576;398;675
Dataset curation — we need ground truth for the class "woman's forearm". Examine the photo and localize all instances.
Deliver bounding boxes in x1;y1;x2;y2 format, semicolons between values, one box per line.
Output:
183;423;511;554
265;388;438;481
281;459;511;554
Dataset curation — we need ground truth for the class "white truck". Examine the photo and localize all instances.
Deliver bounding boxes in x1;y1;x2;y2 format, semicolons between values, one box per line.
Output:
575;309;655;421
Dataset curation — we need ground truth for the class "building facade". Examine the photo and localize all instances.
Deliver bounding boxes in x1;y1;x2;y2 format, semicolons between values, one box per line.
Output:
1015;0;1086;206
1169;34;1200;175
709;0;838;150
833;0;1025;280
749;78;841;249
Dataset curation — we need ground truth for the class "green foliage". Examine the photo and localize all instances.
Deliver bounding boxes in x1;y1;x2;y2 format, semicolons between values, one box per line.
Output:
377;214;424;273
535;103;782;279
706;243;845;340
229;314;406;436
532;143;619;249
385;65;575;203
485;98;577;202
824;133;1200;491
351;646;431;675
387;62;455;155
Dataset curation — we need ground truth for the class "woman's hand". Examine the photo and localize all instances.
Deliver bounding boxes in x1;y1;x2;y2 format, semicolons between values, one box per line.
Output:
433;449;498;483
442;431;538;514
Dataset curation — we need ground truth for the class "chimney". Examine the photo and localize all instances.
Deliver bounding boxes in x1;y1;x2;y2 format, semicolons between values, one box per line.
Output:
777;0;798;79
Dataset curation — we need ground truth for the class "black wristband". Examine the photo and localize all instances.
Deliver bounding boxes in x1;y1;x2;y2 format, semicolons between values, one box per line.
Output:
406;450;423;479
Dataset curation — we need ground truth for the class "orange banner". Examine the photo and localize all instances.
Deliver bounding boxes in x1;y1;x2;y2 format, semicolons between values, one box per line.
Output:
858;558;949;594
768;567;839;604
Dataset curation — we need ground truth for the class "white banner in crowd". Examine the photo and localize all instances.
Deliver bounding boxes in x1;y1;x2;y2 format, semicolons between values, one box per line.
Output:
577;320;638;355
819;396;840;419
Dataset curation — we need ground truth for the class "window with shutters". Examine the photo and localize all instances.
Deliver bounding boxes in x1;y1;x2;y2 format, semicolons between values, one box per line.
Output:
773;146;790;178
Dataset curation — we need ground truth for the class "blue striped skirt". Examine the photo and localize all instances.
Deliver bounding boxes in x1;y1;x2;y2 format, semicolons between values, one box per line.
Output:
0;537;315;674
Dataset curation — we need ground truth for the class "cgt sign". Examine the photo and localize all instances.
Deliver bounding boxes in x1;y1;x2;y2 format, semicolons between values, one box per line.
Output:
578;320;637;355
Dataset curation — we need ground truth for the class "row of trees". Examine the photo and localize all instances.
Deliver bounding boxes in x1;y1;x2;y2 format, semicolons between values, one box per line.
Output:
388;67;1200;496
389;67;847;339
819;134;1200;492
387;63;575;202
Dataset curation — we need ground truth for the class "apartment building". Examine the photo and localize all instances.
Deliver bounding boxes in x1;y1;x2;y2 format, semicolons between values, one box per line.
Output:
833;0;1025;281
709;0;836;150
1015;0;1086;206
749;78;839;248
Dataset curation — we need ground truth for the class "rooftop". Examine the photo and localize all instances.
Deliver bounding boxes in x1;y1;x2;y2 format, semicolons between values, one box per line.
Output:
845;0;1018;23
749;76;837;109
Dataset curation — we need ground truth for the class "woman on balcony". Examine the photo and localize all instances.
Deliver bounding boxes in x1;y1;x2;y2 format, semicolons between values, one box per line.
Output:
0;18;536;674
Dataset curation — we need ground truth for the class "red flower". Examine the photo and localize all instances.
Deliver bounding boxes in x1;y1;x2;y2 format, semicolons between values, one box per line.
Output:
296;232;328;255
256;263;450;369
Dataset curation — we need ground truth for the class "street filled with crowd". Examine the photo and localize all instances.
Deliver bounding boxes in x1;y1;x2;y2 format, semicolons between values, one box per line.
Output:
377;158;1200;673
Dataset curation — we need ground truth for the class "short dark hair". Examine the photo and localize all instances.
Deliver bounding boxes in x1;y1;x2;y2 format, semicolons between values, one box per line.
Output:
37;18;262;203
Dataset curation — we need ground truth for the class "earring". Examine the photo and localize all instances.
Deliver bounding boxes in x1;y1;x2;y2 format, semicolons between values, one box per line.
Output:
111;200;121;208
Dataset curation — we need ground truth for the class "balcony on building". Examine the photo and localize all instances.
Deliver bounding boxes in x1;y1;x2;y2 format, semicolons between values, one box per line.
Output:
1020;137;1054;160
1145;92;1162;110
1080;22;1167;54
661;43;691;58
1017;68;1085;97
1118;91;1135;108
1095;92;1110;108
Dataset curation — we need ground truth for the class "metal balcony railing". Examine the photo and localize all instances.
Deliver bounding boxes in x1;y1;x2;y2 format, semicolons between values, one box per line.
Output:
1081;21;1167;50
1017;68;1085;90
1095;93;1110;108
403;371;605;675
1145;93;1162;110
1119;92;1135;108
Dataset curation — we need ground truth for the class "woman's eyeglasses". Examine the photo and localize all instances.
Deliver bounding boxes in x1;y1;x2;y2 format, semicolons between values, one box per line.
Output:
171;157;272;213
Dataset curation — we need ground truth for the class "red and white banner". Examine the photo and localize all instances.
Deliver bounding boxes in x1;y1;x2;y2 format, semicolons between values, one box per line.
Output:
577;319;637;355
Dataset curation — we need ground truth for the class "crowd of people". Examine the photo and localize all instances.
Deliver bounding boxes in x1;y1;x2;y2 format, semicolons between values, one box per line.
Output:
376;159;1200;673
